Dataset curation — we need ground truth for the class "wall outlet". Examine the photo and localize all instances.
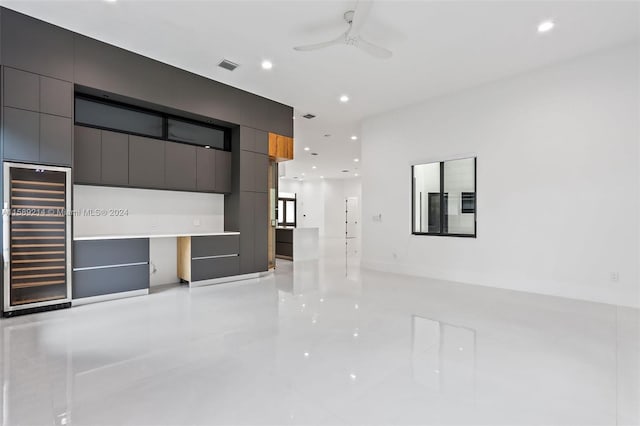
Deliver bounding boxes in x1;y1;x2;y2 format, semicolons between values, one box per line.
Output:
610;272;619;282
193;218;201;227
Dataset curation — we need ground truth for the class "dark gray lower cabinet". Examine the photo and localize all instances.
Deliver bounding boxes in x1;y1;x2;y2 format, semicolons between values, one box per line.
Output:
177;234;240;283
129;135;165;189
253;192;269;271
165;142;196;191
192;257;239;281
72;238;150;299
238;191;268;274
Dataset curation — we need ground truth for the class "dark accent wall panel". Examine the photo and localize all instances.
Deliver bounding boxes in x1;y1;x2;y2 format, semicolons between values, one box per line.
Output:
0;8;74;81
215;150;232;193
73;34;293;137
196;146;216;192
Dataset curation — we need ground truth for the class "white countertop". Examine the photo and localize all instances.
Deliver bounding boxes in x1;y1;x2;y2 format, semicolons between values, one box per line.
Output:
74;231;240;241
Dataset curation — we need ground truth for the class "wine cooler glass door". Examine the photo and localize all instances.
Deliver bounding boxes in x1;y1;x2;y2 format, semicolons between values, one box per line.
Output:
3;162;72;312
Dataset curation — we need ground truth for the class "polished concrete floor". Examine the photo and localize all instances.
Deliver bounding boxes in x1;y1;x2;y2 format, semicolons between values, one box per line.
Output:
0;240;638;425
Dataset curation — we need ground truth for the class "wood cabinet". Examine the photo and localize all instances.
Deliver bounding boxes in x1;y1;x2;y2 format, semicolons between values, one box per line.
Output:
268;132;294;162
177;235;240;283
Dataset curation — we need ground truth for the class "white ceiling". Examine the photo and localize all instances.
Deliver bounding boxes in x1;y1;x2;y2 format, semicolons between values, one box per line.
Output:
2;0;638;180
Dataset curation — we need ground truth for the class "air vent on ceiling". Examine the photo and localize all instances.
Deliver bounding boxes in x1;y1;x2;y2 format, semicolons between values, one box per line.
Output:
218;59;239;71
341;170;349;173
311;152;318;156
302;113;316;119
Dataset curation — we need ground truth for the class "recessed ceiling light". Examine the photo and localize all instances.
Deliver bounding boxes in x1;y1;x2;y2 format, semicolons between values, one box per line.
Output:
339;95;349;103
537;20;555;33
304;147;310;151
320;176;324;179
355;173;359;177
324;134;331;138
353;158;359;162
312;166;317;169
311;152;319;156
351;135;358;140
205;145;211;149
301;173;305;176
261;60;273;70
104;0;117;2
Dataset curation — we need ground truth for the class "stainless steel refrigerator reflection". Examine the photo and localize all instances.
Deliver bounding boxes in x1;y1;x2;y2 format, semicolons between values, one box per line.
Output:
3;162;72;316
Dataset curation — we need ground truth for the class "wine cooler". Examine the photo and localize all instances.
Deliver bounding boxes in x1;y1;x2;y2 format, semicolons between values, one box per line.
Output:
2;162;72;316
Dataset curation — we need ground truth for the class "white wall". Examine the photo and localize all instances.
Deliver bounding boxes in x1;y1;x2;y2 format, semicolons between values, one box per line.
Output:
279;178;362;238
73;185;224;237
361;43;640;308
74;185;225;286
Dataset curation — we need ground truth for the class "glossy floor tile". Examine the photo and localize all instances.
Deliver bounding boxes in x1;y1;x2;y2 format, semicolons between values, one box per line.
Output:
0;239;638;425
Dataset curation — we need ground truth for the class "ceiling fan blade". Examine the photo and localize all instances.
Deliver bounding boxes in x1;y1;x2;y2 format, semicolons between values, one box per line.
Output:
349;0;373;36
355;37;392;59
294;34;345;52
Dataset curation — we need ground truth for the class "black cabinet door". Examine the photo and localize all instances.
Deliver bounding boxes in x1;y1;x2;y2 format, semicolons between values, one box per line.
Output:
40;76;72;118
3;67;39;112
191;257;240;281
191;235;239;258
101;131;129;186
3;107;39;162
74;126;101;184
254;153;269;193
129;135;165;189
40;114;72;166
165;142;196;191
196;147;216;192
253;192;269;272
215;150;232;193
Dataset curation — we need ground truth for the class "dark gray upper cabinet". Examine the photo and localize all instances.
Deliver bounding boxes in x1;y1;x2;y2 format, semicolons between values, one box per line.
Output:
239;151;255;192
101;130;129;186
40;114;72;166
240;126;256;152
253;192;269;272
129;136;165;189
74;126;101;184
3;67;39;111
196;147;216;192
269;102;294;138
1;9;74;81
254;154;269;193
3;107;39;162
255;130;269;155
40;76;72;118
215;150;232;193
165;142;196;191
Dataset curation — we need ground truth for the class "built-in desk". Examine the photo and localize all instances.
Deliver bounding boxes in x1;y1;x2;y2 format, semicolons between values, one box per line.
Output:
72;232;241;304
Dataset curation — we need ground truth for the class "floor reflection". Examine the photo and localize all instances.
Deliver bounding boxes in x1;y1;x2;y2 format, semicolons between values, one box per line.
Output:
0;242;638;425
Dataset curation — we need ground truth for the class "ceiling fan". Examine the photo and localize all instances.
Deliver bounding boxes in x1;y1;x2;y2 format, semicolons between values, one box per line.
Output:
293;1;392;59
